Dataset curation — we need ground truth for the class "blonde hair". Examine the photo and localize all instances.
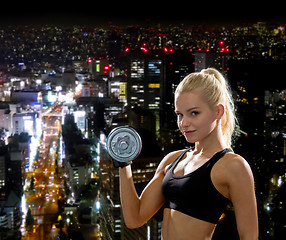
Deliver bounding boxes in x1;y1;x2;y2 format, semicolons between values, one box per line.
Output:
175;68;237;147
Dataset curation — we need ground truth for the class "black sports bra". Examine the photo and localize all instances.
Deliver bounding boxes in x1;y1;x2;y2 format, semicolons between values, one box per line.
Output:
161;148;232;224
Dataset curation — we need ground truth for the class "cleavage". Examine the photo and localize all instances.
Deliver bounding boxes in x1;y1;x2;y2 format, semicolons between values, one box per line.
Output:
173;153;209;176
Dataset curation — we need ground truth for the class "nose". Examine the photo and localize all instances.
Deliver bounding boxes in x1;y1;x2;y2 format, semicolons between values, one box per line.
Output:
180;116;191;129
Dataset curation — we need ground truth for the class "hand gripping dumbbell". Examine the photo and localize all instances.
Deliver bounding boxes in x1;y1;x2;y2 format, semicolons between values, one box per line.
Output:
107;127;142;168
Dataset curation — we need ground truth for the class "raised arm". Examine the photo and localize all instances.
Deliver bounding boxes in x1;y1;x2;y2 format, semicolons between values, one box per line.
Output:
119;151;179;229
226;155;259;240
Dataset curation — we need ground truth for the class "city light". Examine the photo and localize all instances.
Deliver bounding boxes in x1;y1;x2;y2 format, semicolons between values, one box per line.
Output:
141;47;148;53
96;201;101;210
0;21;284;240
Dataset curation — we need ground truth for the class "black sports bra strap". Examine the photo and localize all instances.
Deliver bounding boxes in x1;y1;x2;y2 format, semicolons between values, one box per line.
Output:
168;148;191;171
207;148;233;168
179;148;191;160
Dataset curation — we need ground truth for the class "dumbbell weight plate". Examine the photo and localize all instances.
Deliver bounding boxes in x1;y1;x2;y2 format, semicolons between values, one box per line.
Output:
107;126;142;162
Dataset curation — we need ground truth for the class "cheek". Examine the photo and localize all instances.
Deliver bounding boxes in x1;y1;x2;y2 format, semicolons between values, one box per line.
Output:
197;114;217;131
177;120;183;131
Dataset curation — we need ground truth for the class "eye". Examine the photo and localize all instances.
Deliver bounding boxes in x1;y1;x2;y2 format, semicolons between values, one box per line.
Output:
175;112;183;117
191;111;199;116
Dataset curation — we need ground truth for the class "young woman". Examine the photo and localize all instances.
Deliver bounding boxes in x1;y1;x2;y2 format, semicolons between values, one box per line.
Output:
118;68;258;240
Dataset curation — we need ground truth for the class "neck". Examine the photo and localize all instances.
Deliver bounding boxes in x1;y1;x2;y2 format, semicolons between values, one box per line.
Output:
194;124;228;154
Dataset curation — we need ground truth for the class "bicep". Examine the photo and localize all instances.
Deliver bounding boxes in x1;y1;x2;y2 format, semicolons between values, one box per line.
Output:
138;171;166;222
227;158;258;239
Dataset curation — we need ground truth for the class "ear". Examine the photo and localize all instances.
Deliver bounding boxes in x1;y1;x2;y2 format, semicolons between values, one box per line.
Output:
216;104;225;120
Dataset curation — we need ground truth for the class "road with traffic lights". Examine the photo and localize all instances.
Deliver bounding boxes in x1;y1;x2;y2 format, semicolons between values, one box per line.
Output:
22;105;64;240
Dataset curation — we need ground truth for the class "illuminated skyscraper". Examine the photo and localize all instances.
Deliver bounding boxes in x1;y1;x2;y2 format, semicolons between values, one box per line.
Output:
126;50;194;136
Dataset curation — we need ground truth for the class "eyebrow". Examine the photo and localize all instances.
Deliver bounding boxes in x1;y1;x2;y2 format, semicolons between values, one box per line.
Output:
175;107;200;113
187;107;200;111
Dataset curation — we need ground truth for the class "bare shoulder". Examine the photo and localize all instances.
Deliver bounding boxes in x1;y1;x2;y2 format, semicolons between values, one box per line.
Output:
222;152;254;182
212;152;255;200
224;152;252;172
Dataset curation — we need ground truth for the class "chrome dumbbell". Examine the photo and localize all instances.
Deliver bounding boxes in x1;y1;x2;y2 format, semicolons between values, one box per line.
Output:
107;126;142;163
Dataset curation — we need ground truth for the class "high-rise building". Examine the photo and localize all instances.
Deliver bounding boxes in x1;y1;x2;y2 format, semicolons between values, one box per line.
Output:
127;53;162;131
125;50;194;137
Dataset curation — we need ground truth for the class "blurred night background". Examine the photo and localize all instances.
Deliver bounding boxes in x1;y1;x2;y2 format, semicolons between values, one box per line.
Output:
0;2;284;240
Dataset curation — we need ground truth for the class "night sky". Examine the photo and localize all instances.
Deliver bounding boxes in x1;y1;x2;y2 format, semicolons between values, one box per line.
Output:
1;1;286;26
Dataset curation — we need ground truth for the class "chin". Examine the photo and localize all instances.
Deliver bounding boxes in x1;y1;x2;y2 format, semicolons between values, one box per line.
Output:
185;134;208;144
185;136;198;144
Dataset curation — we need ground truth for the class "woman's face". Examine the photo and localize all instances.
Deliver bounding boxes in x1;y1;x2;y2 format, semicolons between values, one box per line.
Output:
175;91;219;143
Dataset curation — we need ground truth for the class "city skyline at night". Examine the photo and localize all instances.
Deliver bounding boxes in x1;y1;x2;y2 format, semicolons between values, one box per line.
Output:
0;11;284;239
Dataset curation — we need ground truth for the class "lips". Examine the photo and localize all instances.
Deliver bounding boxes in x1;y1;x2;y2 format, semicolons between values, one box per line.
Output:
183;130;196;135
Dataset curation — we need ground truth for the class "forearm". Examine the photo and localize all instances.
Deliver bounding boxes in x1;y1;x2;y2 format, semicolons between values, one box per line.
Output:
238;227;258;240
239;235;259;240
119;165;141;228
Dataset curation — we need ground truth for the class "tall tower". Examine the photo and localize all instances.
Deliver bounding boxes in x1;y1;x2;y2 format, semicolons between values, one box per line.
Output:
126;50;162;134
125;50;194;136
